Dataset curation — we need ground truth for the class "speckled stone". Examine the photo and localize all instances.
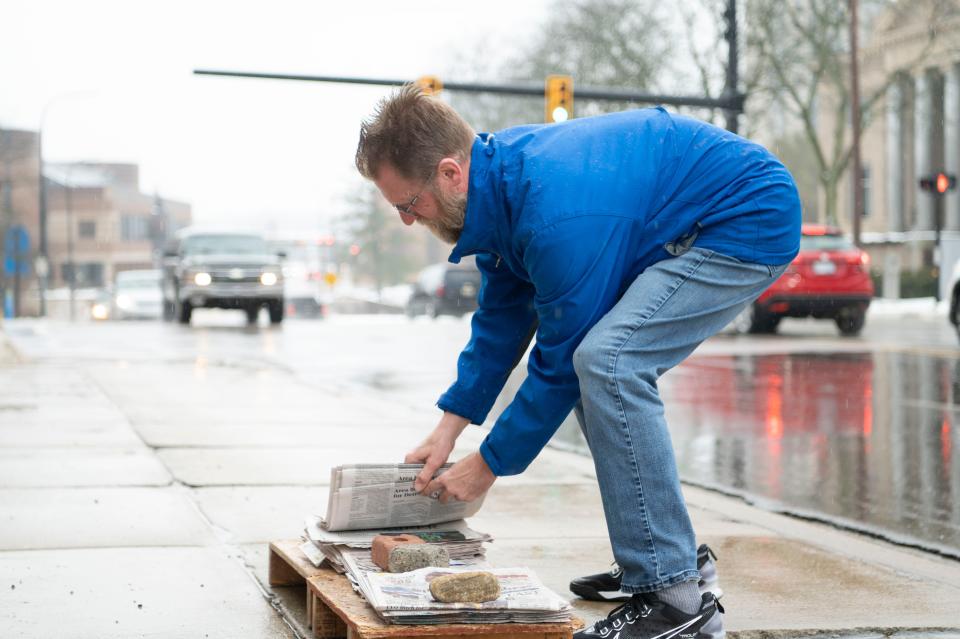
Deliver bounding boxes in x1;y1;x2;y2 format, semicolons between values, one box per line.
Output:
371;534;425;571
387;544;449;573
429;571;501;603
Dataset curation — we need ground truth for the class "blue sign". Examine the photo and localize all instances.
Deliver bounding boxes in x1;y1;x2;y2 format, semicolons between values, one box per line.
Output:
3;225;30;276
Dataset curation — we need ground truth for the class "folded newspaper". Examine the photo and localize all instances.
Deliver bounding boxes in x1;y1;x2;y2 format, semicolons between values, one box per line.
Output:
322;463;485;532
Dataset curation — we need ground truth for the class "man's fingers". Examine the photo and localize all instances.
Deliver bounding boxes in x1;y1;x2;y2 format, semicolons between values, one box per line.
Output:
415;455;445;492
422;477;444;499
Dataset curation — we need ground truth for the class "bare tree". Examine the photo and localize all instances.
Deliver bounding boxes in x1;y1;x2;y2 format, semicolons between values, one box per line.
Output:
448;0;672;131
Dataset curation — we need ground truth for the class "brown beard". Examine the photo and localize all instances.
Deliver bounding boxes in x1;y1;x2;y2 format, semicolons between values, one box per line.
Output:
419;187;467;245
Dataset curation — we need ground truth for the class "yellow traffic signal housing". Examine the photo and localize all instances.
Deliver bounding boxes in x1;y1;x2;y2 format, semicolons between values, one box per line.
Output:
545;74;574;123
416;75;443;96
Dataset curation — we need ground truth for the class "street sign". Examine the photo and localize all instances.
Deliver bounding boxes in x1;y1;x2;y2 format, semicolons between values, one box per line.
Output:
3;225;30;276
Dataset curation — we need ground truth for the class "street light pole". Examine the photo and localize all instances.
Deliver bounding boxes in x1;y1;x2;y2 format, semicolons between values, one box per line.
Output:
850;0;863;247
64;172;76;322
37;127;47;317
37;90;96;318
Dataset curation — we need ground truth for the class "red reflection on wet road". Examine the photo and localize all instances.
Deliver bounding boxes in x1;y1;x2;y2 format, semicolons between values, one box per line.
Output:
661;351;959;557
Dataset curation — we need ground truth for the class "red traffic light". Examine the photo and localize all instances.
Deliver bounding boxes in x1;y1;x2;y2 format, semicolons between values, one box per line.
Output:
920;172;957;193
937;172;950;194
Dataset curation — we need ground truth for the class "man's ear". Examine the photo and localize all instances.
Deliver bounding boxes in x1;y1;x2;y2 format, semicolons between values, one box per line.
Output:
436;157;468;194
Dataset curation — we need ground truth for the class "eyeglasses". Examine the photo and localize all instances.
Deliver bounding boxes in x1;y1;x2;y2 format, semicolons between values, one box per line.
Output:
394;190;424;218
393;169;435;218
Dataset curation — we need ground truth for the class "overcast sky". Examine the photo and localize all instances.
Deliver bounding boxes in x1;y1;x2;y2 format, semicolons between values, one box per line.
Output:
1;0;551;235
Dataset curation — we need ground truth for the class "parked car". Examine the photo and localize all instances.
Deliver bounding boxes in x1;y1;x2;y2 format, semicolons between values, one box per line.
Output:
949;258;960;341
730;224;875;336
162;228;285;325
406;258;481;318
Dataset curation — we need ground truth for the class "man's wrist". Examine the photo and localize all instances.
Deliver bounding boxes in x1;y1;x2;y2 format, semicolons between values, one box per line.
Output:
439;411;470;438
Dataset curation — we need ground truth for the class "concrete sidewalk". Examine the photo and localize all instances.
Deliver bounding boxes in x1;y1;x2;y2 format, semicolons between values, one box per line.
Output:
0;328;958;638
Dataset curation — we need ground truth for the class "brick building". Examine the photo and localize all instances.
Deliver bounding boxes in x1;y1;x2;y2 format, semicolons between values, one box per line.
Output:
0;126;192;315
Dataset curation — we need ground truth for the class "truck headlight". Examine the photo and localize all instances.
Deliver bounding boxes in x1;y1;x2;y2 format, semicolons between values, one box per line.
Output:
194;272;212;286
260;272;278;286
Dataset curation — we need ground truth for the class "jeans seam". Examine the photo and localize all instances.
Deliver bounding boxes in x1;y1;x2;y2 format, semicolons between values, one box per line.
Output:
603;249;712;584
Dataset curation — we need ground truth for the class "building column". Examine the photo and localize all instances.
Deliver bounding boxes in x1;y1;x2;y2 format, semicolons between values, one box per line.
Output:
914;71;933;231
946;63;960;232
886;80;904;233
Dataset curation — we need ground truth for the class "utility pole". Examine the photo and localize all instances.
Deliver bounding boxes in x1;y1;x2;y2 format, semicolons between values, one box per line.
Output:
722;0;741;134
850;0;863;247
37;128;48;317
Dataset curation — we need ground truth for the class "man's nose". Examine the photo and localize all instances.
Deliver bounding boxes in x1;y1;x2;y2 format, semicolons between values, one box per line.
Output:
399;212;418;226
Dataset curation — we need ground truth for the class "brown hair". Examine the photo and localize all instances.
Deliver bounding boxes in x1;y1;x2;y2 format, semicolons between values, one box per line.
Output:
355;84;475;182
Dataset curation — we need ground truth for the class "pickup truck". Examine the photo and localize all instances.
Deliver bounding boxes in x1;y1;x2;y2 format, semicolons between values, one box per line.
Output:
162;228;285;325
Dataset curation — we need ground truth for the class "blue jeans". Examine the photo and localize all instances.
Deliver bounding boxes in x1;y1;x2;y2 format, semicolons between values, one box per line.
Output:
571;247;787;593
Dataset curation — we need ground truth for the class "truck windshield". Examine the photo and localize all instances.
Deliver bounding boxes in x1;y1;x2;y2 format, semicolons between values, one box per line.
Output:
181;234;267;255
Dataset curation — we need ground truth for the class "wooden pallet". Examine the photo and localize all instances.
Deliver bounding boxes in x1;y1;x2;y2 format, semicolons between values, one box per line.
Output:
268;540;583;639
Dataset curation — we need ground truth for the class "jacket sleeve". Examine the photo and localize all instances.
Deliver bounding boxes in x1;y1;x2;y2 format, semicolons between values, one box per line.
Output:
478;215;635;476
436;252;538;424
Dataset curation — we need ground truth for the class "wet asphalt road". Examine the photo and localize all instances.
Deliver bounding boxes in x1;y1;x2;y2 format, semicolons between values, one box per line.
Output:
5;309;959;558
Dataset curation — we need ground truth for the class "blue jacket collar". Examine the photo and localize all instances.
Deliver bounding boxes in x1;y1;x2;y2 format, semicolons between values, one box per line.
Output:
448;133;504;264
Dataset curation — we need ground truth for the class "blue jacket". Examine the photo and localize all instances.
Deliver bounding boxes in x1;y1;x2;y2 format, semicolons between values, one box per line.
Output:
437;107;801;476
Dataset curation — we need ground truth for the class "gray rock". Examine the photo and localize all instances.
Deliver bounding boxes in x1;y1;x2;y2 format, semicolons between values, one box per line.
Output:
387;544;449;573
429;571;501;603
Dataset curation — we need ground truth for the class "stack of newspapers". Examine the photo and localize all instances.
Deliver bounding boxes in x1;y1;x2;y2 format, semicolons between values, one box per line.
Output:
298;463;572;626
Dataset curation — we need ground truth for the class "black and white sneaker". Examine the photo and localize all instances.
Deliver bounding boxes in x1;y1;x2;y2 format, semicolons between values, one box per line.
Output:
573;591;722;639
570;544;722;603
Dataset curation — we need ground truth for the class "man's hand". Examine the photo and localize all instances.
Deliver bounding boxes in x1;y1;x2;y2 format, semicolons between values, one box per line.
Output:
405;412;470;492
422;452;496;504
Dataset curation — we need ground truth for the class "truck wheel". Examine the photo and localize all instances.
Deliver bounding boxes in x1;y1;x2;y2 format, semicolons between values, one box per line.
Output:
836;309;866;337
162;301;175;321
268;301;284;324
176;300;192;325
245;306;260;325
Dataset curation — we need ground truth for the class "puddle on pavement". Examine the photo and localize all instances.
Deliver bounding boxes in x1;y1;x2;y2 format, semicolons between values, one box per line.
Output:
658;351;960;556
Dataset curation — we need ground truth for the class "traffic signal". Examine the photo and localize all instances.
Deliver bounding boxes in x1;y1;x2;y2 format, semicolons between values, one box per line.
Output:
545;75;573;123
416;75;443;96
919;172;957;194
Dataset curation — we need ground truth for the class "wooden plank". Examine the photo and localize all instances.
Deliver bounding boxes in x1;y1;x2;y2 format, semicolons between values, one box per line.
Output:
269;540;328;586
312;592;349;639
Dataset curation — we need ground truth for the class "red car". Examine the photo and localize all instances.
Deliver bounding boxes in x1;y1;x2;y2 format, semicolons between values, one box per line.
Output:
732;224;874;336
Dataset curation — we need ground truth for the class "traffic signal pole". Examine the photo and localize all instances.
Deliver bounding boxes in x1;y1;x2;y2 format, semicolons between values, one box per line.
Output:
193;69;747;114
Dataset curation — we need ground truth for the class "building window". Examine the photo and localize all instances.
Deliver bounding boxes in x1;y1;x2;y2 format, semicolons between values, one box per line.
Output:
78;221;96;239
60;262;104;288
121;214;150;241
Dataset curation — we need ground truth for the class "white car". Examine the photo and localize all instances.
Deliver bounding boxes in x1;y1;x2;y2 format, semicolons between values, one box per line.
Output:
111;269;163;320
